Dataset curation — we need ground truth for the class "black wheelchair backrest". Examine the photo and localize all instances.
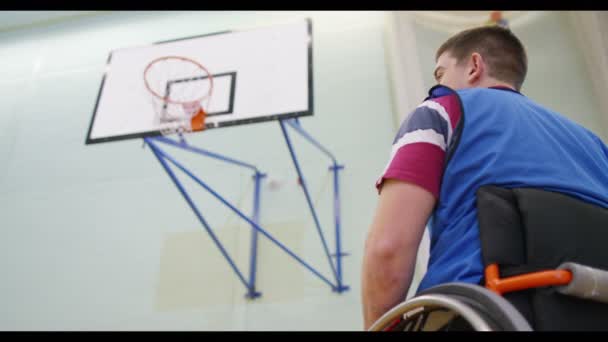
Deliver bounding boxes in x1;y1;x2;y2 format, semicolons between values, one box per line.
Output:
476;186;608;331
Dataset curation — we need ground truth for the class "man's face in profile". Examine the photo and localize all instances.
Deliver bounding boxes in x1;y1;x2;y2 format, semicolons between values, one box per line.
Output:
434;51;471;90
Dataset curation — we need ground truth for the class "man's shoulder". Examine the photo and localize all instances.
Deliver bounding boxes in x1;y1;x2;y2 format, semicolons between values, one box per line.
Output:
454;86;533;118
420;85;463;130
426;84;459;100
424;85;521;118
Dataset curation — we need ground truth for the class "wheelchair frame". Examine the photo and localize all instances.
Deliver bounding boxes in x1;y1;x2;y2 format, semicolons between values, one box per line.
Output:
369;187;608;332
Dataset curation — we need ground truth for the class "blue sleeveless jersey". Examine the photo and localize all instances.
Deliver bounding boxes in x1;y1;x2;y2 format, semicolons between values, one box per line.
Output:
416;86;608;293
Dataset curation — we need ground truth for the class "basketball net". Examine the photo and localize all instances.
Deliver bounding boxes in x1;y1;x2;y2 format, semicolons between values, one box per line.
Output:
143;56;214;136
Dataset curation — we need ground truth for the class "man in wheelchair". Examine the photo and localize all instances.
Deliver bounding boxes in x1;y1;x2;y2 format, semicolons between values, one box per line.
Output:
362;25;608;331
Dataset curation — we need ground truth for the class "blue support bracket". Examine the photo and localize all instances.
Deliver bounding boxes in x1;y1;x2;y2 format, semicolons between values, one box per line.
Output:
146;138;253;294
247;171;266;299
279;120;340;288
151;134;266;299
144;129;347;298
280;119;350;293
328;163;349;293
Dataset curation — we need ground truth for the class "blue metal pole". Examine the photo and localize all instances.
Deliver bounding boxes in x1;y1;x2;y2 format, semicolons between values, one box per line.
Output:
150;136;259;172
279;119;340;284
330;163;349;292
284;119;337;164
247;171;266;299
151;140;338;290
285;119;350;293
145;138;253;293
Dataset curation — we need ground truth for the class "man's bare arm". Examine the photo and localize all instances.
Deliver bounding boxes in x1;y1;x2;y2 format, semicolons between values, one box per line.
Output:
361;179;436;330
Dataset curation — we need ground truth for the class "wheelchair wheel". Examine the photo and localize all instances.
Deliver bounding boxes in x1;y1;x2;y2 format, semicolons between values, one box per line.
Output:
368;283;533;331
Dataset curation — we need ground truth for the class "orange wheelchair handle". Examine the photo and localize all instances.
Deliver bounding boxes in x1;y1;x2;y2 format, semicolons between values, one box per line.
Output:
484;263;572;295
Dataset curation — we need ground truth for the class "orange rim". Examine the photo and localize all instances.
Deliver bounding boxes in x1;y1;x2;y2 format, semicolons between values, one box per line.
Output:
485;263;572;295
143;55;214;105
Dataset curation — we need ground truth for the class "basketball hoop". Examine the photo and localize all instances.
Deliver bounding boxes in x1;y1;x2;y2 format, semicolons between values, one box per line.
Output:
143;56;214;135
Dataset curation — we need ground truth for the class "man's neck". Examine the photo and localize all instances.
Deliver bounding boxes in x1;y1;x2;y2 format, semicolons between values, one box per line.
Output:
478;79;516;91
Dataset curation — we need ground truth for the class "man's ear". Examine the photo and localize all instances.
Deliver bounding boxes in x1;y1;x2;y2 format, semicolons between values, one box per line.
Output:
467;52;484;84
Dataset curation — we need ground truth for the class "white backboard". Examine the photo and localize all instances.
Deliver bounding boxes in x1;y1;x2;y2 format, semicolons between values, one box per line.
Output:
86;19;312;144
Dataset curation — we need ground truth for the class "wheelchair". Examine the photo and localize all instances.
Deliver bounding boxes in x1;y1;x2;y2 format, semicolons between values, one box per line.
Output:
369;186;608;331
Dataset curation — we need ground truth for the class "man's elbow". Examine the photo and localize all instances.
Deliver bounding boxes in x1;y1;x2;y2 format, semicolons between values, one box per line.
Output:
363;236;414;296
364;235;405;263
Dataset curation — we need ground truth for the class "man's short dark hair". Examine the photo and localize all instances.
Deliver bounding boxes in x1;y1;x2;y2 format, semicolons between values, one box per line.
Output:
436;26;528;91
